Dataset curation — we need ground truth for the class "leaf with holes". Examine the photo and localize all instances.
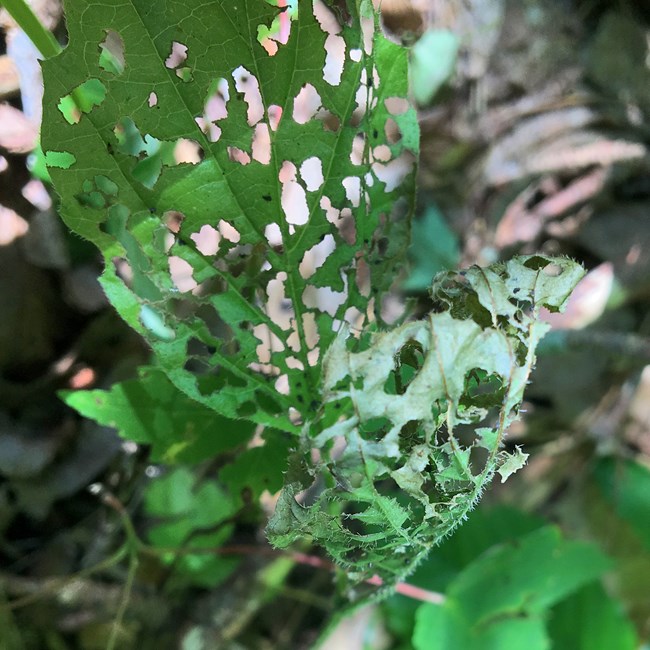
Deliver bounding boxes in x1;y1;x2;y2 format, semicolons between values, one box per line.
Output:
267;256;585;596
41;0;418;431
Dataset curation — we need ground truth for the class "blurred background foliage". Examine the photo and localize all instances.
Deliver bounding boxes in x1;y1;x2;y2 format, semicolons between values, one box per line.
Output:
1;0;650;647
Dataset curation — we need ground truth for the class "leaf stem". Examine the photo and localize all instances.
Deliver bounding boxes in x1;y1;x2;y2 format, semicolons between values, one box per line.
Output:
0;0;61;59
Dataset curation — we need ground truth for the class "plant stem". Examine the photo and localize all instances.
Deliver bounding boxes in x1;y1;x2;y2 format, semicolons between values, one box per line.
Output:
0;545;129;612
106;552;139;650
0;0;61;59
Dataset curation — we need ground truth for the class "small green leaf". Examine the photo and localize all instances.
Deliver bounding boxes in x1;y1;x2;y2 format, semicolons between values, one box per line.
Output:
61;367;254;463
144;467;239;586
403;205;460;291
410;30;459;106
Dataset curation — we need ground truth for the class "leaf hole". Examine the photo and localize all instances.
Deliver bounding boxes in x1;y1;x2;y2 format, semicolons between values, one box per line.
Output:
312;1;346;85
44;151;76;169
169;255;198;293
293;84;322;124
58;79;106;125
264;271;292;330
299;234;335;279
163;210;185;234
286;356;304;370
174;139;203;164
195;78;229;142
349;132;365;165
299;156;324;192
252;123;271;164
372;145;392;162
264;223;282;247
228;146;251;165
318;110;341;132
218;220;240;243
268;104;283;131
280;162;309;225
342;176;361;207
98;30;125;75
112;257;133;286
233;66;264;126
190;224;220;256
253;324;285;363
302;283;347;317
257;0;294;55
384;97;409;115
372;152;416;192
148;92;158;107
165;41;188;69
384;117;402;145
275;374;289;395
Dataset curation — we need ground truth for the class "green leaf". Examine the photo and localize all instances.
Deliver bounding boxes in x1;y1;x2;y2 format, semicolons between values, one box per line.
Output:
413;603;549;650
547;583;638;650
403;205;460;292
61;367;254;464
410;30;459;106
144;467;239;586
593;456;650;552
448;526;611;625
41;0;418;430
412;526;615;650
383;505;546;642
219;428;291;502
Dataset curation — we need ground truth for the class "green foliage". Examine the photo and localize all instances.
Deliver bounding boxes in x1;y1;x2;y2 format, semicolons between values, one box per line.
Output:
403;205;460;292
41;0;585;598
412;526;611;650
410;29;459;106
61;367;255;463
144;467;239;586
547;583;639;650
41;0;418;431
593;456;650;552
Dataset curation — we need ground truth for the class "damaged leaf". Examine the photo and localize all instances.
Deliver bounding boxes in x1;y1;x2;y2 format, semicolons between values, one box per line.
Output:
268;255;584;595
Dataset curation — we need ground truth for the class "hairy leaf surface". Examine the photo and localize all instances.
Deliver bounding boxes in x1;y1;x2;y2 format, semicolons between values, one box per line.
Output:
42;0;418;430
267;256;585;594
